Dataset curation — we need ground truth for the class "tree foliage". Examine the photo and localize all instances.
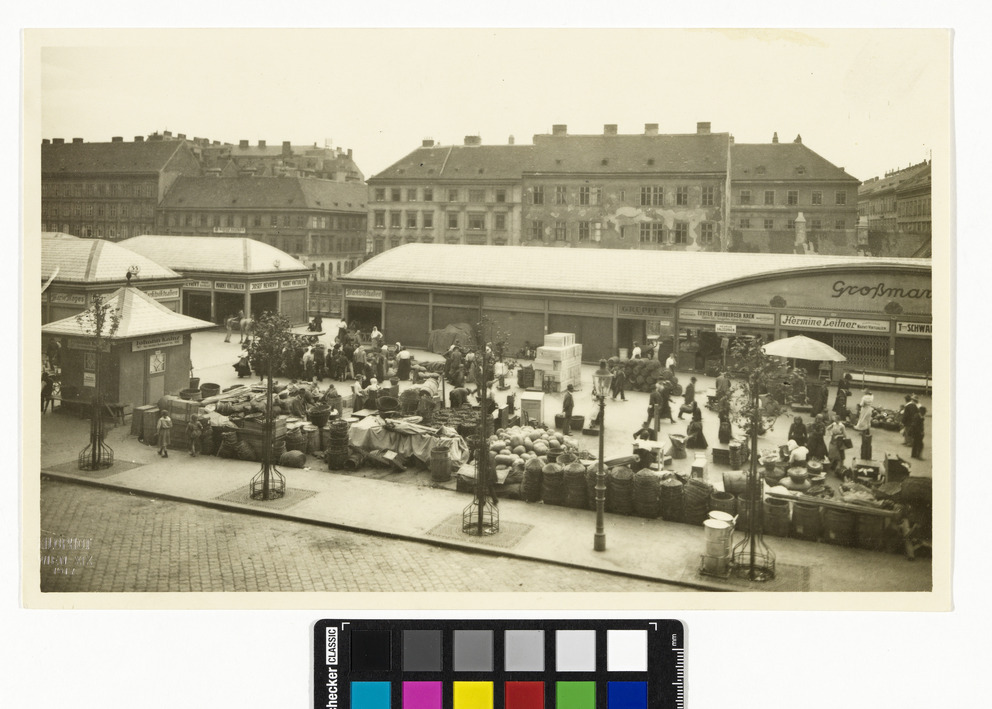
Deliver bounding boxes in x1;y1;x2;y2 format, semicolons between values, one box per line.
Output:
246;311;296;378
726;337;805;439
75;293;121;342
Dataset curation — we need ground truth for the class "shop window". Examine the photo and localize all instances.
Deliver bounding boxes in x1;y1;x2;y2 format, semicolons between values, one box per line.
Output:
701;186;715;206
764;190;775;205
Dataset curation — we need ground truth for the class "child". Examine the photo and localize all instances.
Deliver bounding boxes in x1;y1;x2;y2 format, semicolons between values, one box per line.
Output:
187;416;203;457
156;410;173;457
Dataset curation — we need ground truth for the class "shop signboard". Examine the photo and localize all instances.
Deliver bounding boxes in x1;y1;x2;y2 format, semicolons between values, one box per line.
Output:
132;333;184;352
678;308;775;325
281;278;309;288
250;280;279;292
49;292;86;306
895;321;932;336
715;323;737;334
646;319;673;339
214;281;246;291
345;288;384;300
185;280;212;289
143;287;180;300
212;226;246;234
618;303;672;318
82;372;96;387
780;314;890;333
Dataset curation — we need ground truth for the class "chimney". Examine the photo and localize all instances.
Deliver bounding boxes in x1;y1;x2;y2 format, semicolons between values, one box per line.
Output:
604;124;618;136
422;138;434;148
239;139;249;148
347;148;352;158
508;135;515;145
794;134;802;144
134;135;145;142
772;132;779;144
42;139;50;145
644;123;659;136
464;135;482;146
214;140;221;146
178;133;186;140
72;138;83;143
552;124;567;136
282;140;292;156
111;136;123;142
53;138;64;145
696;122;711;134
258;139;266;148
163;131;172;138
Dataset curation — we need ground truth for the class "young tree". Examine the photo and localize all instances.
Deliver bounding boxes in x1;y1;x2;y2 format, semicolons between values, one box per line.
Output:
75;294;121;470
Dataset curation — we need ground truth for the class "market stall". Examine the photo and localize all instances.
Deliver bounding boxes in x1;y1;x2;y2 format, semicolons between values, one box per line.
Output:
347;416;470;466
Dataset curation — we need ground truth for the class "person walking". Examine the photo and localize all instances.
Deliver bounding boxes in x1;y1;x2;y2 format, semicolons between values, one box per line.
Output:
826;413;847;473
665;352;677;374
648;384;663;433
787;416;808;448
901;394;919;446
807;413;829;461
832;373;853;422
717;406;733;445
236;310;246;343
678;376;697;420
685;404;708;449
910;406;927;460
224;313;236;343
41;372;54;413
611;364;627;401
186;415;203;457
342;340;356;380
156;410;173;457
302;346;316;382
562;384;575;435
630;341;642;359
658;382;676;424
715;371;731;406
854;389;874;434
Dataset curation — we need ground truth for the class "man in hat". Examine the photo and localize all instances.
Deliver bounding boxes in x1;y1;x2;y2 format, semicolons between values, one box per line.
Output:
901;393;919;446
562;384;575;434
679;376;697;420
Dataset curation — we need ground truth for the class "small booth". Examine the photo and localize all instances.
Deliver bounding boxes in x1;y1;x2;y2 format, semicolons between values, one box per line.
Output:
120;235;312;325
41;286;215;418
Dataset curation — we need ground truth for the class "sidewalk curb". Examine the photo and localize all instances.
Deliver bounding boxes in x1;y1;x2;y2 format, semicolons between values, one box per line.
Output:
41;472;730;593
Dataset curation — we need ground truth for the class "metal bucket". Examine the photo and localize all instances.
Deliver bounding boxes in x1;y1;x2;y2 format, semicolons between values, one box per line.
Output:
703;519;733;557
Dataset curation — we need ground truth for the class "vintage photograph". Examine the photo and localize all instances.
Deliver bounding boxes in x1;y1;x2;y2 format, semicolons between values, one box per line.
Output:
23;28;950;608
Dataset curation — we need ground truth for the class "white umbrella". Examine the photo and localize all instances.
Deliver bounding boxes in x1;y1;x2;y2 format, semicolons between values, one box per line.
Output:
761;335;846;362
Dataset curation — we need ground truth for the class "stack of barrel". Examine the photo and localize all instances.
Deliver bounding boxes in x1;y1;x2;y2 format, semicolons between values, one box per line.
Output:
325;419;351;470
659;477;685;522
633;470;661;518
607;466;634;515
700;511;736;577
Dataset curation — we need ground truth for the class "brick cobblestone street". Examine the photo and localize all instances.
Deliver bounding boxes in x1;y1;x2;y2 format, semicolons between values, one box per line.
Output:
39;478;686;593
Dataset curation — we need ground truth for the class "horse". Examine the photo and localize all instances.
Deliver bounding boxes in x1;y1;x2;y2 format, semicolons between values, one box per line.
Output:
239;316;253;343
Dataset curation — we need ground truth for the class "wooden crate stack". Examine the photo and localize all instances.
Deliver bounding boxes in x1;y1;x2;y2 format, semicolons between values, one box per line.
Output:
533;332;582;393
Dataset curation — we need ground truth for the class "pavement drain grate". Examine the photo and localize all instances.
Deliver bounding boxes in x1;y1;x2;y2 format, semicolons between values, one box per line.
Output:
43;459;144;480
679;558;811;592
215;486;318;511
426;514;534;549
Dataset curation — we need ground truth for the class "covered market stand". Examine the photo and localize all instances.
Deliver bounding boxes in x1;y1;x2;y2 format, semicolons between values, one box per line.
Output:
339;244;932;383
41;286;215;417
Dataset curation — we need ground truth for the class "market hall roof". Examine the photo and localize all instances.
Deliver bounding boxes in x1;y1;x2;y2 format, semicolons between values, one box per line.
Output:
42;238;181;284
342;244;931;299
41;286;215;339
370;132;732;182
41;139;196;175
731;142;859;183
159;175;368;212
119;235;311;276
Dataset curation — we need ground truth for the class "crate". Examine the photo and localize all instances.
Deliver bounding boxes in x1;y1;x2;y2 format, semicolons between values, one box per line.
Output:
543;332;575;348
132;404;158;437
536;344;582;361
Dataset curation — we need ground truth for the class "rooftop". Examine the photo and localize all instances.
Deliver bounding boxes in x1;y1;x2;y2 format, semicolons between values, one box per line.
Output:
159;175;367;211
731;143;859;182
343;244;930;299
42;139;196;175
119;235;311;276
41;286;214;339
42;238;181;285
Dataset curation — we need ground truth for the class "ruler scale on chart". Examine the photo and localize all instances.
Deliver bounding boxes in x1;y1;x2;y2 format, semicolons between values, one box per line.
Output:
313;619;685;708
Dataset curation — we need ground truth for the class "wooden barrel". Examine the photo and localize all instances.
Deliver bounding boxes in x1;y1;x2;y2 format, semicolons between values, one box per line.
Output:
709;491;737;516
302;424;320;454
791;501;822;541
763;498;791;537
722;470;748;497
855;514;886;550
430;446;451;482
199;383;221;399
824;509;855;546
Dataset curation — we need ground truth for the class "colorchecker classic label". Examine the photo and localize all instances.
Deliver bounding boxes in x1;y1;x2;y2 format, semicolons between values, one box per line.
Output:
313;619;685;709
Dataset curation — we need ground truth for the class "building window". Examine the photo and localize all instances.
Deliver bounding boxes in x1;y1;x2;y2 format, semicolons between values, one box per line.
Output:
764;190;775;205
468;213;485;230
532;186;544;205
495;189;506;203
407;188;418;202
554;221;567;240
297;215;306;228
530;220;544;240
739;218;750;229
406;211;418;229
578;221;590;241
700;222;715;244
468;189;485;203
423;211;434;229
447;212;459;229
423;187;433;202
676;186;689;206
739;190;752;205
835;219;846;230
592;222;602;241
494;213;506;231
672;221;688;244
374;211;386;228
763;219;774;230
555;186;567;205
701;186;715;207
387;212;401;228
787;190;799;205
811;219;822;230
639;223;664;243
108;204;118;219
283;215;291;227
84;204;94;218
787;219;795;230
640;186;663;206
835;191;847;205
448;189;459;203
579;186;601;205
390;188;401;202
375;188;385;202
184;213;192;226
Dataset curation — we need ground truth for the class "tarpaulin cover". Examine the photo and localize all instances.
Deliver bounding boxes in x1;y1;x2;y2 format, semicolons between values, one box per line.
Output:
348;415;470;464
427;322;474;354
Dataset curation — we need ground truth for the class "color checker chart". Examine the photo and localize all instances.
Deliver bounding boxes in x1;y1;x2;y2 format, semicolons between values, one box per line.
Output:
312;620;685;709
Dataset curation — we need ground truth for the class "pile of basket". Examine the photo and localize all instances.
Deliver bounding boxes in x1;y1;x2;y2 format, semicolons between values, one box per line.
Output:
659;476;685;522
607;466;634;515
285;425;306;453
325;419;351;470
633;470;661;518
541;462;565;506
683;478;715;525
523;457;543;502
563;461;588;509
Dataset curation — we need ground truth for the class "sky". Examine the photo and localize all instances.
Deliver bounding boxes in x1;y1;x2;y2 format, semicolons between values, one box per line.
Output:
36;28;950;182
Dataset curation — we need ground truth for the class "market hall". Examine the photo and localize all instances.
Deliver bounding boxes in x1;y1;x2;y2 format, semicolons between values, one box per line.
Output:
339;244;932;380
119;235;312;326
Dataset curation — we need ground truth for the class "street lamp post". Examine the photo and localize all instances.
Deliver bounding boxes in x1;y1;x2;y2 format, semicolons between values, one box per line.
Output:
592;360;613;552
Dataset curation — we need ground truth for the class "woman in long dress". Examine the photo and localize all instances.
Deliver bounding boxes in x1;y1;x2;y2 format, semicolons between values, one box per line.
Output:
854;389;874;433
685;404;708;449
826;413;847;472
807;414;829;460
787;416;808;448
